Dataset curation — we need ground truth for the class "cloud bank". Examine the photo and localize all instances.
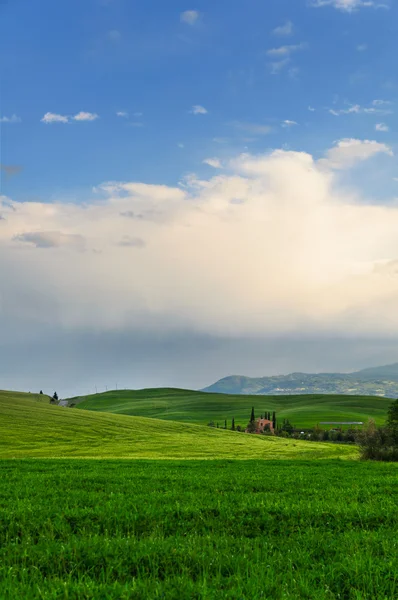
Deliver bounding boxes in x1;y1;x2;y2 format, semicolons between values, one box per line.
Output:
1;141;398;344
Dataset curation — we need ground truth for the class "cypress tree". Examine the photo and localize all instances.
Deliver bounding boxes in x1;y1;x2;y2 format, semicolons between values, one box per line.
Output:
224;419;227;430
272;411;276;430
232;417;235;431
250;407;255;422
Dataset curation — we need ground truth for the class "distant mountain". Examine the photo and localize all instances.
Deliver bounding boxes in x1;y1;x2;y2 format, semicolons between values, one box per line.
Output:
202;363;398;397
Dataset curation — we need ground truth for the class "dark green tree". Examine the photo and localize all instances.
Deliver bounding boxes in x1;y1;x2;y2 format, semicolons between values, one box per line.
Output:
387;400;398;429
224;419;227;430
53;392;58;402
39;390;43;395
250;407;255;422
281;418;294;435
231;417;235;431
272;411;276;430
246;420;257;433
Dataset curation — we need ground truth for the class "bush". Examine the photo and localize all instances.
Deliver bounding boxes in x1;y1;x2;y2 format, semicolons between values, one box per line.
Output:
356;418;398;462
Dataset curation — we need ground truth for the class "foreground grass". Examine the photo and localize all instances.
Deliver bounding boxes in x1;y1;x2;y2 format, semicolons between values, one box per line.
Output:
0;392;356;459
71;387;392;428
0;460;397;599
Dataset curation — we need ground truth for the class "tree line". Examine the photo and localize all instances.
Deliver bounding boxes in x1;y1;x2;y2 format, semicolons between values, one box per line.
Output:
208;400;398;462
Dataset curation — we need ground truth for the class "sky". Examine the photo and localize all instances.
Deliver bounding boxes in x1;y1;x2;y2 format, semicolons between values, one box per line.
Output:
1;0;398;397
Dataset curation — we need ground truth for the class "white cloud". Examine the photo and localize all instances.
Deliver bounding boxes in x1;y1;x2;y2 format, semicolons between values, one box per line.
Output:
41;113;69;124
72;112;99;122
329;102;393;116
308;106;316;112
357;44;367;51
2;144;398;339
318;138;393;170
273;21;293;36
267;43;306;75
231;121;273;135
375;123;389;132
116;111;129;118
373;99;392;106
309;0;387;11
180;10;200;25
203;158;222;169
282;120;298;127
269;58;290;74
190;105;208;115
266;43;306;57
0;114;21;124
178;143;185;149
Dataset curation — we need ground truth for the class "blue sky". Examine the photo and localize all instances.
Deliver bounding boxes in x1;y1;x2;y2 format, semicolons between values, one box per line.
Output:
1;0;398;201
2;0;398;395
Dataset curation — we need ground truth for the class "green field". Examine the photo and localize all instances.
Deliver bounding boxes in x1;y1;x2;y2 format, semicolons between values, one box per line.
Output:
0;391;356;459
70;387;392;429
1;389;397;599
0;460;397;599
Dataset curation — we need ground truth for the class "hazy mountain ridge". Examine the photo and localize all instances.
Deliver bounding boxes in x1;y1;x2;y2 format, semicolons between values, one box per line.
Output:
202;363;398;397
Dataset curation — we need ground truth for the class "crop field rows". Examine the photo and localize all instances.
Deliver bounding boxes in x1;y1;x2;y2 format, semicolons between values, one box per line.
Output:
1;460;397;599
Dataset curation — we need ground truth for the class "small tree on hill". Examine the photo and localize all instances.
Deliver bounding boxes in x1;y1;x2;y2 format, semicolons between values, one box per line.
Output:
250;407;255;423
39;390;43;395
52;392;58;403
231;417;235;431
272;411;276;430
224;419;227;430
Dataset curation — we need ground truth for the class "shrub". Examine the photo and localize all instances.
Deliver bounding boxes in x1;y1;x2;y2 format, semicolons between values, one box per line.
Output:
356;418;398;462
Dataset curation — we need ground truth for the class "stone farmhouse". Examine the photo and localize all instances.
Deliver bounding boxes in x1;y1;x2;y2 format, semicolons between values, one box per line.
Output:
246;417;274;434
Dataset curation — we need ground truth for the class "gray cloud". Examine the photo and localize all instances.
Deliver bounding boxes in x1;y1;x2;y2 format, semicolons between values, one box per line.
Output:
1;327;398;397
120;210;144;219
13;231;85;250
2;145;398;396
117;235;146;248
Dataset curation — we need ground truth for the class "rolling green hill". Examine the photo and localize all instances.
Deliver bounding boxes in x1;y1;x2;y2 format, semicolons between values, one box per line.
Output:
0;390;356;460
69;387;392;429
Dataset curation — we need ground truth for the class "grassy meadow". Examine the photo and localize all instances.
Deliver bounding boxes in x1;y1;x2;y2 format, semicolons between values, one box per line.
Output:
0;391;356;459
1;389;397;599
70;387;393;429
1;460;397;599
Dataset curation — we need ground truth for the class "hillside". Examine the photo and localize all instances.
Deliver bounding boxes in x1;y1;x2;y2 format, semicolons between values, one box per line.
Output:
68;387;392;428
202;362;398;396
0;391;357;459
